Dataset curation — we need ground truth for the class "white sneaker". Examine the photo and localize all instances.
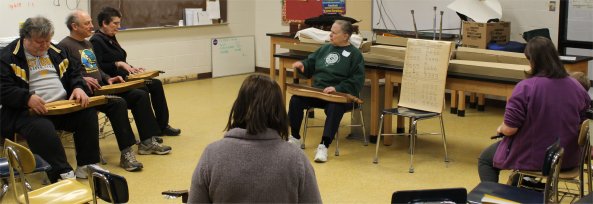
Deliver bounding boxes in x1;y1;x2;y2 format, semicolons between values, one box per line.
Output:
288;135;301;148
59;170;75;180
75;164;109;179
314;144;328;163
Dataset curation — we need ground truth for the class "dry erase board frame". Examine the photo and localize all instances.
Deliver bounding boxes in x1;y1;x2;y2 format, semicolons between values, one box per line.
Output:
211;36;255;78
558;0;593;55
90;0;227;30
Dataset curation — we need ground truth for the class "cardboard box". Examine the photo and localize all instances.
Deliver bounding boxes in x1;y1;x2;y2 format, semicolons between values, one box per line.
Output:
462;21;510;49
449;60;529;80
455;47;529;65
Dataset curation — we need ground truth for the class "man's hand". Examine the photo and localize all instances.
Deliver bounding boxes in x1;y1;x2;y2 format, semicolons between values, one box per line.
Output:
83;77;101;93
107;76;125;85
323;86;336;94
292;61;305;73
69;88;90;108
28;94;47;115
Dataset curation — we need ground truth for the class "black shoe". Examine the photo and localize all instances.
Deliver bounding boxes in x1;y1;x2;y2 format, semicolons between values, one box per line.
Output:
161;125;181;136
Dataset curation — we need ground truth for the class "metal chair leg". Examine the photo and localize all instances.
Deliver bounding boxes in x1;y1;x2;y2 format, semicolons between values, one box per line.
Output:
409;119;418;173
440;115;449;163
360;106;368;146
0;180;8;199
335;130;340;156
373;114;384;164
302;108;311;149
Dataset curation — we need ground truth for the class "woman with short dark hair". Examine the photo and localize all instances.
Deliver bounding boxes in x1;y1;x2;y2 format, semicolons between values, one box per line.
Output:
477;37;591;183
188;74;322;203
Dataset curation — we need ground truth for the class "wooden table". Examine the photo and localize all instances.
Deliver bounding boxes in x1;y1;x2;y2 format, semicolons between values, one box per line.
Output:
380;65;519;145
266;32;299;80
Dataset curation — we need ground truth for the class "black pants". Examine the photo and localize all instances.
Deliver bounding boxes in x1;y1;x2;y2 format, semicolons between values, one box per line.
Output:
118;88;161;141
96;96;137;151
14;108;100;182
478;141;501;182
288;95;350;147
143;78;170;130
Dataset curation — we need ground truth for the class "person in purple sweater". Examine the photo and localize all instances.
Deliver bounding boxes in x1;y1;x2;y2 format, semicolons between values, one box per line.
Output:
478;37;591;183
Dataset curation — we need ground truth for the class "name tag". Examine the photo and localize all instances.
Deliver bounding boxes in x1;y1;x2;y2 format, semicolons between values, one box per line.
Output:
342;50;351;57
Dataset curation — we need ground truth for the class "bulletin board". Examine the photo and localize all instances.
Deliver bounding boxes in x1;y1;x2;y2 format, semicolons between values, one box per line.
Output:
282;0;323;23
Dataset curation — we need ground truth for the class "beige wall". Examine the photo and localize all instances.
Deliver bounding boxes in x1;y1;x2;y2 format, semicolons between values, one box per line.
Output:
73;0;559;77
254;0;372;70
117;0;255;78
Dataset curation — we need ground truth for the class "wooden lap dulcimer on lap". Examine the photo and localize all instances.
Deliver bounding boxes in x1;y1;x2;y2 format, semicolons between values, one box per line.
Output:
94;80;146;95
126;70;164;81
286;83;363;104
31;95;111;115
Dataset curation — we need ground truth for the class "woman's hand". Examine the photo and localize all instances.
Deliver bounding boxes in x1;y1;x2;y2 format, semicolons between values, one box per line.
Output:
292;61;304;73
323;86;336;94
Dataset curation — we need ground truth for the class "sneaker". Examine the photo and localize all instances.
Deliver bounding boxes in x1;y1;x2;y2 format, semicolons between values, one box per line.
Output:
314;144;328;163
288;135;301;148
120;147;143;171
161;125;181;136
75;164;109;179
138;137;172;155
154;136;164;144
59;170;75;180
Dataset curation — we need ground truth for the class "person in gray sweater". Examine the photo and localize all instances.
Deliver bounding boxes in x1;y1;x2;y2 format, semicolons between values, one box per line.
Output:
188;74;322;203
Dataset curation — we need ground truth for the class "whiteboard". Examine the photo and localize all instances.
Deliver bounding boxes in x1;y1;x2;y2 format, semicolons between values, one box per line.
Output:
567;0;593;42
211;36;255;78
372;0;461;34
0;0;89;39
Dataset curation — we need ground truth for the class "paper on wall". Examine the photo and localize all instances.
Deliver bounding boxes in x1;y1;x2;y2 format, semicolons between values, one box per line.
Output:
207;0;221;19
447;0;502;23
197;10;213;25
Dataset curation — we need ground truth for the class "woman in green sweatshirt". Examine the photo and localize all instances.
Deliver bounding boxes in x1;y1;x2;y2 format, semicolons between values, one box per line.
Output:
287;20;365;163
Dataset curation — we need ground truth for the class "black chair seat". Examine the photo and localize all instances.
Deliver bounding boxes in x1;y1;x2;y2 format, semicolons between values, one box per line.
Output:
392;188;467;203
468;182;543;203
0;154;52;177
382;107;439;119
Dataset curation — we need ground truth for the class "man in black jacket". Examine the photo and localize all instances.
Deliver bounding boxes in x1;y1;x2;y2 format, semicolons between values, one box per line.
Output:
0;16;102;182
58;11;172;171
90;7;181;136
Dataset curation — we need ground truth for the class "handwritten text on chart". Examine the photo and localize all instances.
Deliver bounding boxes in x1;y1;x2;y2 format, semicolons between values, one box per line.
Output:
218;38;242;54
7;0;35;10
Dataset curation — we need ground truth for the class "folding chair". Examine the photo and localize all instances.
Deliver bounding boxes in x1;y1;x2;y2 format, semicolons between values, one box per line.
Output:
373;39;453;173
4;138;92;204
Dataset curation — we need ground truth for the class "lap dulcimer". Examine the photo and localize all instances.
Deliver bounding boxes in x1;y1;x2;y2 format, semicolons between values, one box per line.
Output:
286;83;363;104
33;95;112;115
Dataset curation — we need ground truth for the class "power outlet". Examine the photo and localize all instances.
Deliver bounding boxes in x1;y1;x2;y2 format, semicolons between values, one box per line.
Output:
549;1;556;11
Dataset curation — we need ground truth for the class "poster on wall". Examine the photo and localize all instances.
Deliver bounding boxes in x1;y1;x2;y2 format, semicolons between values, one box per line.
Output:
322;0;345;14
283;0;347;24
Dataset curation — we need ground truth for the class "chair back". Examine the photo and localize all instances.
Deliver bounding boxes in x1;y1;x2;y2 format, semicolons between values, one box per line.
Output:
391;188;467;204
542;141;564;203
4;138;36;203
89;165;129;203
398;39;453;113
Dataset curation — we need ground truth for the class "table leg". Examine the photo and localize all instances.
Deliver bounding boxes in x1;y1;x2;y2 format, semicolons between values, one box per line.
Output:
269;41;276;80
458;90;466;117
450;90;458;114
478;94;485;111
